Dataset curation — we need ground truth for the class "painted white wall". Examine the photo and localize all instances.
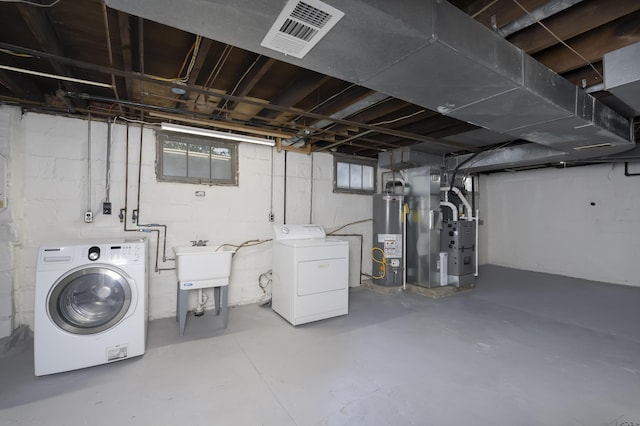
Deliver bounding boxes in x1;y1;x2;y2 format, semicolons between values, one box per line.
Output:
312;153;373;286
0;106;22;338
480;164;640;286
6;110;373;331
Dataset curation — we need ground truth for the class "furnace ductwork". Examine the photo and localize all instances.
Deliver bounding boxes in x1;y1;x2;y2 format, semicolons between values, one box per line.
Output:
106;0;635;164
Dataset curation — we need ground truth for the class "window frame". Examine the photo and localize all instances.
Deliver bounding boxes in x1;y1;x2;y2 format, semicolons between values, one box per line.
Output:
332;154;377;195
156;131;238;186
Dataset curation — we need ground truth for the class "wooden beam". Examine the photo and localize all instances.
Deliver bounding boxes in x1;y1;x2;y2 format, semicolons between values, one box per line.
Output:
117;11;135;102
472;0;547;30
508;0;640;54
17;3;86;107
223;56;276;111
0;69;44;102
562;61;603;88
175;37;213;109
0;42;479;152
304;86;373;117
258;75;331;120
324;98;411;135
276;138;312;155
533;10;640;74
149;111;294;139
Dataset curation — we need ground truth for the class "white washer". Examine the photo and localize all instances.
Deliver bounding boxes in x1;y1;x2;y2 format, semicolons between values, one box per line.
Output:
272;225;349;325
34;238;148;376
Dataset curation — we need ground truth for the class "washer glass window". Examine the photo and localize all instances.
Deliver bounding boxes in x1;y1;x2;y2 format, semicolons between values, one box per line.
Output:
49;267;133;335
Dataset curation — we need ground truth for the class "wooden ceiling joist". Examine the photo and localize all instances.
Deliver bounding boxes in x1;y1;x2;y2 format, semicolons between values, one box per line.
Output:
0;68;44;101
16;3;86;107
508;0;640;54
223;56;276;112
259;75;331;121
534;10;640;74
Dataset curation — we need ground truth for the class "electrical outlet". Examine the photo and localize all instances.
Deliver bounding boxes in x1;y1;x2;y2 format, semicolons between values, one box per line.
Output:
269;212;274;222
103;202;112;215
84;211;93;223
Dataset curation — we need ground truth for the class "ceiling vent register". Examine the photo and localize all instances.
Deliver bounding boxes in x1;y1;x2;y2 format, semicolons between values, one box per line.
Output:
261;0;344;59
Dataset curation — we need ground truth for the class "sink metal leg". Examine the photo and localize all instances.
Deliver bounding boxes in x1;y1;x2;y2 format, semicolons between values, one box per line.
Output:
176;284;180;322
221;286;228;329
214;286;221;315
213;286;229;328
177;288;188;336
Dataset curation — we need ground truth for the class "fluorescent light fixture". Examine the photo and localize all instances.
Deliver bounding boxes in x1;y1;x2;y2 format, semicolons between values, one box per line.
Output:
161;122;276;146
0;64;112;88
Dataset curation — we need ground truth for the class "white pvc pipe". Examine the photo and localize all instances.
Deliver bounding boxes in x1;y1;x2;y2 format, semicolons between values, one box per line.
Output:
451;187;473;220
475;209;479;277
402;202;407;291
441;187;473;220
440;201;458;221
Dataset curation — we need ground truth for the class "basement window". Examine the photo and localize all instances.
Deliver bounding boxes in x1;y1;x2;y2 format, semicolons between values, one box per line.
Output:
333;155;376;195
156;132;238;185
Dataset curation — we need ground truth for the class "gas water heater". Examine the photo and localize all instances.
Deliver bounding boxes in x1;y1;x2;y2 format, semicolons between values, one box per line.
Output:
371;193;404;287
371;166;478;290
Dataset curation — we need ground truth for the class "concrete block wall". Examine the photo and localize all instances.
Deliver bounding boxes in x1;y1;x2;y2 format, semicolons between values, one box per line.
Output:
0;106;15;338
479;163;640;286
7;111;373;331
312;153;373;286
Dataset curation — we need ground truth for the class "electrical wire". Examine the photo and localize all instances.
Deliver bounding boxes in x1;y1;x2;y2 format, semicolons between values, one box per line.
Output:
471;0;499;18
291;83;358;123
511;0;603;80
219;54;263;111
448;141;515;190
216;239;272;251
195;45;233;106
310;83;356;113
0;48;33;58
0;0;61;7
113;115;158;126
370;109;426;126
327;218;372;235
148;35;202;84
459;140;515;181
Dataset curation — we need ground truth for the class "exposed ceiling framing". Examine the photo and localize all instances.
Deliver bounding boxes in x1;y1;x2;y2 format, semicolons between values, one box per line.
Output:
0;0;639;168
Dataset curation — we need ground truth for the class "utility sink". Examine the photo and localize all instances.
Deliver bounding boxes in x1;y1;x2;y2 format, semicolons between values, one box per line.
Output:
174;245;236;285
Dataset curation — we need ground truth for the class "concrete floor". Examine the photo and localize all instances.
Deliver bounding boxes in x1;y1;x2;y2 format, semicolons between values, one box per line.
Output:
2;265;640;425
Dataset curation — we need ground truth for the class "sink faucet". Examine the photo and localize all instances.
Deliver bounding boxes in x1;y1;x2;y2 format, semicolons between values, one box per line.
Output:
190;240;208;246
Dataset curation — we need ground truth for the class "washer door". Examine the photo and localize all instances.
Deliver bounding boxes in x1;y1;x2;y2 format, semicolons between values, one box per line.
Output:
48;265;133;335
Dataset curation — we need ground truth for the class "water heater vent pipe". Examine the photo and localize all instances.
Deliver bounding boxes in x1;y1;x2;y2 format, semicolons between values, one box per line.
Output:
440;201;458;221
441;187;473;220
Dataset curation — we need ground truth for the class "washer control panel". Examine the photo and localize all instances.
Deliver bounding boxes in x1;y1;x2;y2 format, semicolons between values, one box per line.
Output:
109;242;144;263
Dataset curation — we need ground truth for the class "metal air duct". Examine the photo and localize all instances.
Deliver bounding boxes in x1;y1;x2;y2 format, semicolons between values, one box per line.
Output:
604;42;640;116
105;0;635;161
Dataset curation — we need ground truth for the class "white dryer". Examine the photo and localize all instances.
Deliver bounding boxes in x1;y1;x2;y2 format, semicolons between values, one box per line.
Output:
272;225;349;326
34;238;147;376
